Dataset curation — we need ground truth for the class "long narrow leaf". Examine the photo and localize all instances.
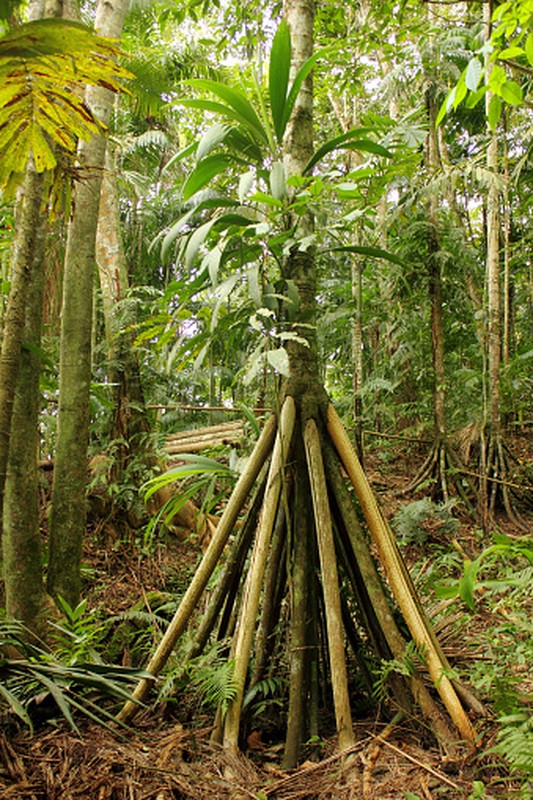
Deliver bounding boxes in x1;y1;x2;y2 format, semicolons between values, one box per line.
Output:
185;80;269;144
182;154;234;201
305;130;392;174
269;20;291;143
28;668;80;733
332;244;404;266
282;48;325;136
196;123;230;162
160;141;197;175
0;682;34;730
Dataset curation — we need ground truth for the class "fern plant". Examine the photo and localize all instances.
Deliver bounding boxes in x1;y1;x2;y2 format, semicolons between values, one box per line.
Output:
158;638;237;718
491;712;533;777
392;497;459;546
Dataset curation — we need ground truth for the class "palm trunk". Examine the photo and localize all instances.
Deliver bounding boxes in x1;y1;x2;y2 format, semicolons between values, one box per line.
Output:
47;0;129;606
3;207;50;635
0;168;45;573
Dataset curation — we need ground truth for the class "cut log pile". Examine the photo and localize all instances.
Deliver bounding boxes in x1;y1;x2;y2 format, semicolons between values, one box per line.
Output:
164;420;245;457
154;421;245;546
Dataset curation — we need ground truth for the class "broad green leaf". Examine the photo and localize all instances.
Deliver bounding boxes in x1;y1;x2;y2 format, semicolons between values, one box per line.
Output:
182;153;234;200
436;87;454;126
267;347;290;377
488;63;507;93
465;57;482;91
196;123;230;162
458;559;480;611
332;244;404;266
238;169;255;202
492;1;512;22
249;190;284;208
488;93;502;129
304;129;392;174
464;86;487;109
269;160;286;200
186;80;268;144
269;20;291;143
452;76;467;110
185;218;218;270
526;32;533;66
497;45;524;59
500;79;523;105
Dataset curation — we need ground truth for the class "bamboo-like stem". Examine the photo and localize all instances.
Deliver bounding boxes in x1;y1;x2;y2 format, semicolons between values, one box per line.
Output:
283;456;311;768
304;417;355;752
189;473;267;659
325;442;458;746
223;396;296;753
251;502;288;685
116;414;277;723
327;405;477;747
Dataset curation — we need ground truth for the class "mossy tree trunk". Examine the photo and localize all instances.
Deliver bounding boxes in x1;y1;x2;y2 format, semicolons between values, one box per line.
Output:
0;168;45;582
47;0;129;606
0;0;67;619
3;201;51;636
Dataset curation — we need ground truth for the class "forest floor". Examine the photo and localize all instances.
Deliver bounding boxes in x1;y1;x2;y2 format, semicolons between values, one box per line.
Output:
1;426;531;800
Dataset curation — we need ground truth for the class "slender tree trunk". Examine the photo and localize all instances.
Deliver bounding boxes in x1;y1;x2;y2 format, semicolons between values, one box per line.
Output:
96;147;151;469
0;0;66;606
47;0;129;606
485;79;502;442
3;206;51;635
0;169;45;574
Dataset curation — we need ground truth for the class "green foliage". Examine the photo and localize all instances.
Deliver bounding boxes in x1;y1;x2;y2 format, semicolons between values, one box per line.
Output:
437;0;533;127
142;453;237;545
427;531;532;790
491;712;533;776
391;498;460;546
0;18;131;193
48;596;106;665
0;618;149;733
159;639;237;717
373;640;427;705
435;533;533;610
242;675;286;717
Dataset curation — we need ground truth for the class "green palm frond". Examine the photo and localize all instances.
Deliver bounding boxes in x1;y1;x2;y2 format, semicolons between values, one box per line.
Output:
0;18;131;192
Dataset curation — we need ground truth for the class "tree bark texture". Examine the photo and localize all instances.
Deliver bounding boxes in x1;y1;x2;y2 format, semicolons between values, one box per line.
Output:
96;147;151;460
0;169;45;568
47;0;129;606
3;188;50;635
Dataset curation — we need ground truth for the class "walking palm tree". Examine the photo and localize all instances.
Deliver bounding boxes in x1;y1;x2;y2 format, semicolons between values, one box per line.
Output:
117;5;480;764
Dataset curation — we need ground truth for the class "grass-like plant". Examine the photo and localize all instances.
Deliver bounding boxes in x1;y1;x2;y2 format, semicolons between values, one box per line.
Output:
0;616;152;734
